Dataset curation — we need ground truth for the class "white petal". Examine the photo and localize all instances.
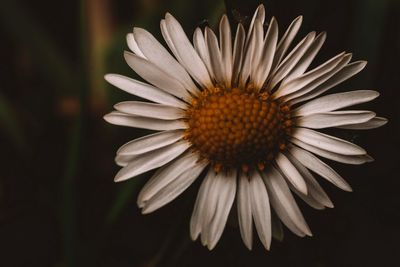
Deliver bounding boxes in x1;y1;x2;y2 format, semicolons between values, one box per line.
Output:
232;24;246;86
250;17;265;80
284;54;352;102
286;153;333;208
290;61;367;105
282;32;326;84
193;28;214;79
272;16;303;71
114;101;185;120
262;167;312;236
137;152;200;206
103;111;187;131
164;13;212;88
275;153;308;195
246;4;265;45
201;170;223;246
292;128;366;155
160;19;180;61
126;33;146;58
250;171;271;250
288;145;352;191
117;130;183;156
133;27;199;95
141;160;206;214
294;90;380;116
290;185;325;210
104;74;187;109
268;32;316;90
290;138;370;165
253;17;279;88
205;27;225;85
237;172;253;250
207;170;237;250
220;15;233;87
338;117;388;130
124;51;191;100
239;19;261;87
114;140;190;182
274;52;346;98
115;154;137;167
296;110;376;129
190;168;216;240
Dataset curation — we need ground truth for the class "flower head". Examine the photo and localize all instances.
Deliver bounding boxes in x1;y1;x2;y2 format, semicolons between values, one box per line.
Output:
104;4;387;250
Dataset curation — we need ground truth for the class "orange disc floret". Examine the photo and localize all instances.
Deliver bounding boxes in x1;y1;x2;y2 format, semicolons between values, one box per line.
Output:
185;87;291;170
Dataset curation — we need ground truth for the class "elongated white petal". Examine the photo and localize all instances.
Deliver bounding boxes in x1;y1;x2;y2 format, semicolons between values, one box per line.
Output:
294;90;380;116
164;13;212;88
207;170;237;250
160;19;180;61
104;74;187;109
268;32;316;90
246;4;265;45
338;117;388;130
232;24;246;86
137;152;200;206
290;138;370;165
104;111;186;131
285;54;352;101
190;168;216;240
141;160;206;214
117;130;183;156
292;128;366;155
254;17;279;88
274;52;346;98
282;32;326;83
289;145;352;191
126;33;146;58
272;16;303;71
115;154;137;167
205;27;225;85
114;140;190;182
237;172;253;250
193;28;214;79
250;171;271;250
220;15;232;88
262;167;312;236
250;17;265;79
114;101;185;120
239;19;261;87
275;153;308;195
290;61;367;105
286;153;333;208
124;51;191;100
296;110;376;129
133;27;199;94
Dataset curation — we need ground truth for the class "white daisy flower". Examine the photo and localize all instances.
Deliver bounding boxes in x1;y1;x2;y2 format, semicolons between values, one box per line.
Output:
104;4;387;250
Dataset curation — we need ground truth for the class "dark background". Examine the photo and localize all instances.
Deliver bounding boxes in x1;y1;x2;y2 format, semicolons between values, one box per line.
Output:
0;0;399;266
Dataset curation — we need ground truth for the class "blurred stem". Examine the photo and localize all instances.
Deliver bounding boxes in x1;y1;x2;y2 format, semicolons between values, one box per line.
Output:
60;1;90;266
87;0;113;112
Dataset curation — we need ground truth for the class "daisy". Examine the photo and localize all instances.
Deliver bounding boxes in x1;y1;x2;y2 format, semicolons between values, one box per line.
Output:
104;4;387;250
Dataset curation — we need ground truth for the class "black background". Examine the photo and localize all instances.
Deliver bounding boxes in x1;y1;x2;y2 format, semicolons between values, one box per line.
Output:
0;0;399;266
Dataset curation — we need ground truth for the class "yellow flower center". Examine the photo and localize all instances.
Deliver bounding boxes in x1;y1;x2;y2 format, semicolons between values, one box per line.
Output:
185;87;292;172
